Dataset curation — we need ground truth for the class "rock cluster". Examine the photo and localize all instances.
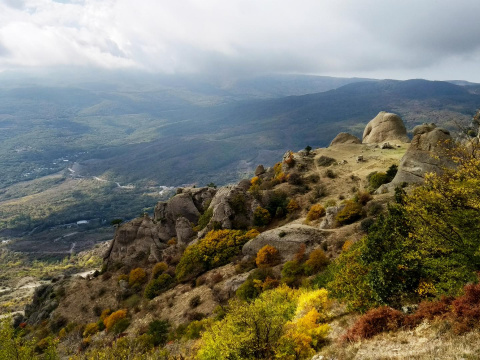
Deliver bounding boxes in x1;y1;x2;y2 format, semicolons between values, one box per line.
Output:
390;123;454;185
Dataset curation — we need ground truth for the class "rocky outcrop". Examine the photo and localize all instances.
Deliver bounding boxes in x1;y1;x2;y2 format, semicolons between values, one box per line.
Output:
329;132;362;146
390;124;454;185
363;112;410;144
25;284;58;325
242;224;328;261
175;217;195;244
255;165;266;176
154;187;216;240
319;205;344;229
199;185;260;236
104;216;165;269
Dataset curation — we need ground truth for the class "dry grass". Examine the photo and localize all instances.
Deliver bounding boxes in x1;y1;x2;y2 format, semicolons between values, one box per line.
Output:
318;320;480;360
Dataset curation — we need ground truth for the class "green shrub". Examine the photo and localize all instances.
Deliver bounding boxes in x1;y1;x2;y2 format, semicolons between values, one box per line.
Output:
317;156;336;167
368;172;389;190
189;295;202;308
236;268;275;301
83;323;99;338
176;229;259;282
123;294;141;309
152;262;169;279
111;318;130;335
148;319;170;346
194;207;213;231
304;249;329;275
265;191;289;218
144;273;173;299
253;207;271;226
229;194;247;214
281;260;305;287
335;200;363;225
324;169;337;179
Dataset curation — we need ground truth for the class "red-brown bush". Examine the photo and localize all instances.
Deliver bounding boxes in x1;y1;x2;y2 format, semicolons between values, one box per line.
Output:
343;306;405;342
451;282;480;333
404;296;453;328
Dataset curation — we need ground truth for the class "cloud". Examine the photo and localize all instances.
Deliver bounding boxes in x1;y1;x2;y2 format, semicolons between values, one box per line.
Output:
0;0;480;81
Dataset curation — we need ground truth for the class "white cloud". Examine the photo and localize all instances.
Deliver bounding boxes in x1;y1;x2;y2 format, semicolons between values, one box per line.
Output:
0;0;480;81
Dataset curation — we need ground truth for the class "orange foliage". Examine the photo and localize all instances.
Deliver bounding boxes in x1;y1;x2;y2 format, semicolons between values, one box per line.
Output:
256;245;281;268
128;268;147;287
104;309;127;332
306;204;326;221
251;176;261;186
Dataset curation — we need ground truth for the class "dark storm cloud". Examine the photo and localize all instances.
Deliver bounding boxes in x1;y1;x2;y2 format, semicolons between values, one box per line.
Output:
0;0;479;81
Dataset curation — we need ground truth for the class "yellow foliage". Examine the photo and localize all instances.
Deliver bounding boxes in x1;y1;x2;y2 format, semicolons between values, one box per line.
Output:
417;280;436;297
104;309;127;332
251;176;261;186
100;308;111;320
196;285;329;360
128;268;147;287
295;288;330;321
176;229;259;281
306;204;326;222
167;237;177;246
279;309;330;359
83;322;99;338
286;199;300;213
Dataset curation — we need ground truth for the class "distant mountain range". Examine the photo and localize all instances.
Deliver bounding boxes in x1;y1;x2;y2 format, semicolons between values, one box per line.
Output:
0;73;479;189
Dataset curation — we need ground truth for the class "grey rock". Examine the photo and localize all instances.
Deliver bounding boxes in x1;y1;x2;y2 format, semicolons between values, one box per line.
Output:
255;164;266;176
390;125;454;186
104;217;164;269
363;111;410;144
175;217;195;244
319;205;344;229
329;132;362;146
242;224;328;261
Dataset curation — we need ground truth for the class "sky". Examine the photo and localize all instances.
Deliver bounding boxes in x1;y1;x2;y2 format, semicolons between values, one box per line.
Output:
1;0;480;82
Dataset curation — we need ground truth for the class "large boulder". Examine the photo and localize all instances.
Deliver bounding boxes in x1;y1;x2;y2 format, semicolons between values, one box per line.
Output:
242;224;328;261
329;132;362;146
390;124;454;185
363;112;410;144
104;217;165;269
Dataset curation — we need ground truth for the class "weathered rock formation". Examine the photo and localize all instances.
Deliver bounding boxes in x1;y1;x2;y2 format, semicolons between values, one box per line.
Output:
329;132;362;146
363;111;410;144
104;216;165;269
104;187;217;269
390;123;454;185
242;224;327;261
199;184;260;237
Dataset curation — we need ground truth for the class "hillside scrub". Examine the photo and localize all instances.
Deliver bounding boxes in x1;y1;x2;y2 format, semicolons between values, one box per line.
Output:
326;144;480;311
176;229;259;282
197;286;330;360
